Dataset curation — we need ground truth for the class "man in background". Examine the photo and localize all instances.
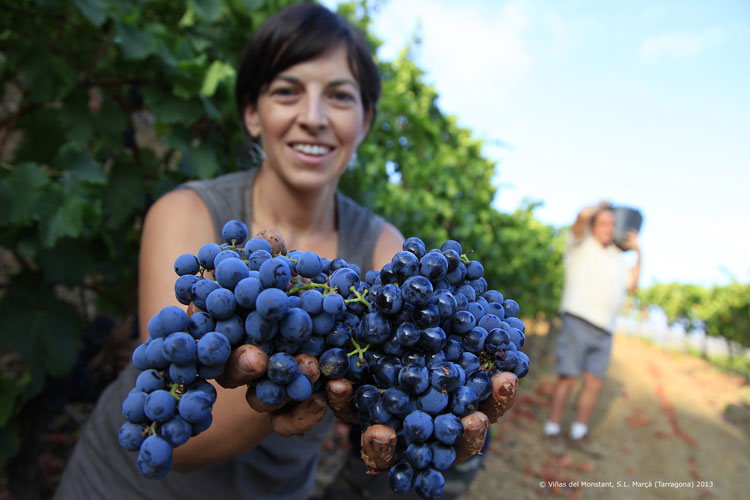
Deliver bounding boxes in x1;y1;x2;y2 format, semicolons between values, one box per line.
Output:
543;201;642;457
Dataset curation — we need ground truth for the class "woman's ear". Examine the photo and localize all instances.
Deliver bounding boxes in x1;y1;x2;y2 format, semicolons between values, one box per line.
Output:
243;105;262;138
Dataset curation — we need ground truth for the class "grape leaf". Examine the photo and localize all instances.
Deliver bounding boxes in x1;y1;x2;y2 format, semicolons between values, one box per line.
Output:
3;163;49;226
74;0;108;27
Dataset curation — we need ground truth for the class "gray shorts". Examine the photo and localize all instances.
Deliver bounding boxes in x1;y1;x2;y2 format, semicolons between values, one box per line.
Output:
555;313;613;378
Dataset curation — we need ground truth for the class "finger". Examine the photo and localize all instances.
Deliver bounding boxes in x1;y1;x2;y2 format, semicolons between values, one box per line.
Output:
479;371;519;423
245;382;288;413
271;392;327;438
295;354;320;383
216;344;268;389
454;411;489;464
325;378;359;424
361;424;397;473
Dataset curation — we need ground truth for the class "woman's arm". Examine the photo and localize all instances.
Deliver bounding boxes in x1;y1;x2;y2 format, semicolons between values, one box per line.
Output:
138;189;277;472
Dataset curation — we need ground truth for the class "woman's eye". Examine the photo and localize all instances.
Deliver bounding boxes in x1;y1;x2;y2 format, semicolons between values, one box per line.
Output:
272;87;297;98
331;91;355;103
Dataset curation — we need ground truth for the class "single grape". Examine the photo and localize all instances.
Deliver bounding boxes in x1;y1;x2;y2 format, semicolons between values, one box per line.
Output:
255;288;289;321
417;387;449;415
135;369;164;393
286;373;312;401
406;441;433;470
159;415;192;447
398;364;430;396
433;413;464;445
401;276;433;306
503;298;520;318
414;468;445;500
295;251;323;278
162;331;196;364
197;243;221;270
279;307;313;342
118;421;147;451
403;410;434;442
187;311;215;339
429;442;456;471
215;257;250;290
244;237;273;255
138;435;173;470
215;315;245;346
449;386;479;417
319;348;348;378
206;288;236;320
259;256;292;290
388;462;415;494
222;219;248;245
267;352;298;385
174;253;199;276
214;249;241;269
256;379;286;406
174;275;200;305
196;331;231;366
178;390;213;423
121;391;148;423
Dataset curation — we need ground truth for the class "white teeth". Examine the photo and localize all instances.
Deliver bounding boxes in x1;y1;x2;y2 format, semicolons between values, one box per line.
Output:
292;144;331;156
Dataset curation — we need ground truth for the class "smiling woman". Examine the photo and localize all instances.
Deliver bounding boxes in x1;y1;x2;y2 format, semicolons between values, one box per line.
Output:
52;4;406;500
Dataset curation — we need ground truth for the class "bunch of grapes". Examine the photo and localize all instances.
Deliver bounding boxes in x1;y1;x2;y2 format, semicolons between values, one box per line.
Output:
118;220;529;498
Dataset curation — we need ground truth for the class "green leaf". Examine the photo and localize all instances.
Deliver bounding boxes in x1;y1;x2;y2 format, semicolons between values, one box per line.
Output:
19;52;77;103
0;277;82;389
115;23;157;60
102;161;146;228
188;0;224;23
60;148;108;185
179;4;197;27
201;60;236;97
38;238;92;286
41;190;89;247
142;85;203;125
179;145;218;179
3;163;49;226
74;0;108;27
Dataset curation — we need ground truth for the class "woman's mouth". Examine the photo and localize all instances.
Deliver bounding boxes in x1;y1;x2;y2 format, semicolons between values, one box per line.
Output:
291;143;333;156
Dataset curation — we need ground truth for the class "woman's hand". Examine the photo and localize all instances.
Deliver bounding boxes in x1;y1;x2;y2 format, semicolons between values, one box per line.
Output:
325;371;519;472
215;346;328;437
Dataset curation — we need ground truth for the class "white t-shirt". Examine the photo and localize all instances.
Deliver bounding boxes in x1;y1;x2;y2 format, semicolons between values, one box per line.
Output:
559;232;629;332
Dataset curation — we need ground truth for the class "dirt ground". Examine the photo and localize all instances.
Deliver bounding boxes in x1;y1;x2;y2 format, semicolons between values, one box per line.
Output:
461;329;750;500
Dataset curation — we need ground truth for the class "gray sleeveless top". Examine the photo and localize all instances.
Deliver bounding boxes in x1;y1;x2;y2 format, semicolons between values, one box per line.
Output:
54;168;386;500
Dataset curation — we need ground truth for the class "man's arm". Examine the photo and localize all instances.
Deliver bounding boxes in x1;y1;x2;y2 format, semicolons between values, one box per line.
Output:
623;229;641;293
572;200;610;240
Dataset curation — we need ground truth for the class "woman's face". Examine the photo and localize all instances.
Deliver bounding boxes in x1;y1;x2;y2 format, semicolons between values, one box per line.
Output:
244;45;372;192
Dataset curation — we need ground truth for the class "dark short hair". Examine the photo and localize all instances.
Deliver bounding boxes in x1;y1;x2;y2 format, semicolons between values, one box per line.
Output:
234;3;381;136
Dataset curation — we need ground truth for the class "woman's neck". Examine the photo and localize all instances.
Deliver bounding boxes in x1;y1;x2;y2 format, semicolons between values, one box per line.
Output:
250;166;339;257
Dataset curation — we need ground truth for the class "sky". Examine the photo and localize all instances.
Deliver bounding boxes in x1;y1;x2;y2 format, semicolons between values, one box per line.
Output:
325;0;750;288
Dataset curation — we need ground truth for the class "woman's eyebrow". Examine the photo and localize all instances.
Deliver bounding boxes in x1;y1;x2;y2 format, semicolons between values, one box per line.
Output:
274;75;358;88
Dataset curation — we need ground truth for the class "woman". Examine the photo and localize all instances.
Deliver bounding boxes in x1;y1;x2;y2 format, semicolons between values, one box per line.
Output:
55;4;517;499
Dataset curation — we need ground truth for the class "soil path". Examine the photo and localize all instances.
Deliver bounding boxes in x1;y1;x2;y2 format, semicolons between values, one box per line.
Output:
464;330;750;500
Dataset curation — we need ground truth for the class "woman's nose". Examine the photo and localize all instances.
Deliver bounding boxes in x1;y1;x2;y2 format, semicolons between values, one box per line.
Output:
298;96;327;131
